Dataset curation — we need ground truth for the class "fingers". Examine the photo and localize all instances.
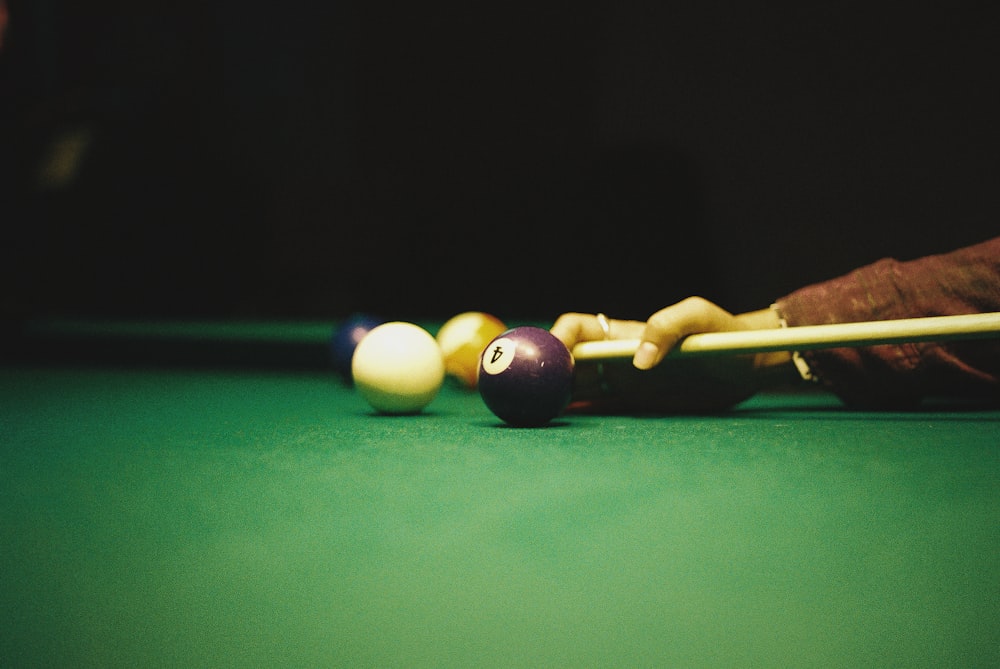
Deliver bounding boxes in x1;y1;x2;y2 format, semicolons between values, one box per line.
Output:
634;297;742;370
549;312;602;351
550;312;643;351
550;299;742;371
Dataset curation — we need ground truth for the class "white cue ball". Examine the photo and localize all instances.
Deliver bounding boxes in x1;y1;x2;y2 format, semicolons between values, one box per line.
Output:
351;321;446;414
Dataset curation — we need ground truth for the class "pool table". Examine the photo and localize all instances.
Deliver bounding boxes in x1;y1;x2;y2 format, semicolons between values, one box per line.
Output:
3;319;999;667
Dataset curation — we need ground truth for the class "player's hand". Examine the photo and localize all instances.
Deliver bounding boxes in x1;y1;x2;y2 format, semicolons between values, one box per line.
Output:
550;297;795;414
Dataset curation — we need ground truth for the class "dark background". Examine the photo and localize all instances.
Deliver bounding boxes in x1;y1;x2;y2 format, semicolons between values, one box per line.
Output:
2;2;998;323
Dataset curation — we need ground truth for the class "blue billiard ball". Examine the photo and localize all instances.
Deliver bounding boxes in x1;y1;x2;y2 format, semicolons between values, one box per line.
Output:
477;326;574;427
330;313;387;379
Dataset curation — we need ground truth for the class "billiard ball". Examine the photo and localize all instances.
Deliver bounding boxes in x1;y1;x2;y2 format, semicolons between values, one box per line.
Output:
435;311;507;389
330;313;387;379
477;326;574;427
351;321;446;414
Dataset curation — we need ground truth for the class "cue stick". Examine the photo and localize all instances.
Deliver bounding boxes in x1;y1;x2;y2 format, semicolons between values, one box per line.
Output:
571;312;1000;360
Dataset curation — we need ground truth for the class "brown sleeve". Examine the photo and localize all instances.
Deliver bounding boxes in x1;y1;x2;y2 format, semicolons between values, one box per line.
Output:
773;236;1000;408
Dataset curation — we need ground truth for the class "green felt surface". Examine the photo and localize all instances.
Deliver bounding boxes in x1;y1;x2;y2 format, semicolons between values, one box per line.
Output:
2;334;1000;667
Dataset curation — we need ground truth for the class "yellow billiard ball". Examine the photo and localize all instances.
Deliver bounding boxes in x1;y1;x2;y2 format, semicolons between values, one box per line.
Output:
435;311;507;389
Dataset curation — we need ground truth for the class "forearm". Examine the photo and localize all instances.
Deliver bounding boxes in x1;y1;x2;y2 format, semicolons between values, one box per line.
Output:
733;308;800;388
773;236;1000;407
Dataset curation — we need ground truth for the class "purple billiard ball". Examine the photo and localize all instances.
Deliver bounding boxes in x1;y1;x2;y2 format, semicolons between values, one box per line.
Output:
477;326;574;427
330;313;387;379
